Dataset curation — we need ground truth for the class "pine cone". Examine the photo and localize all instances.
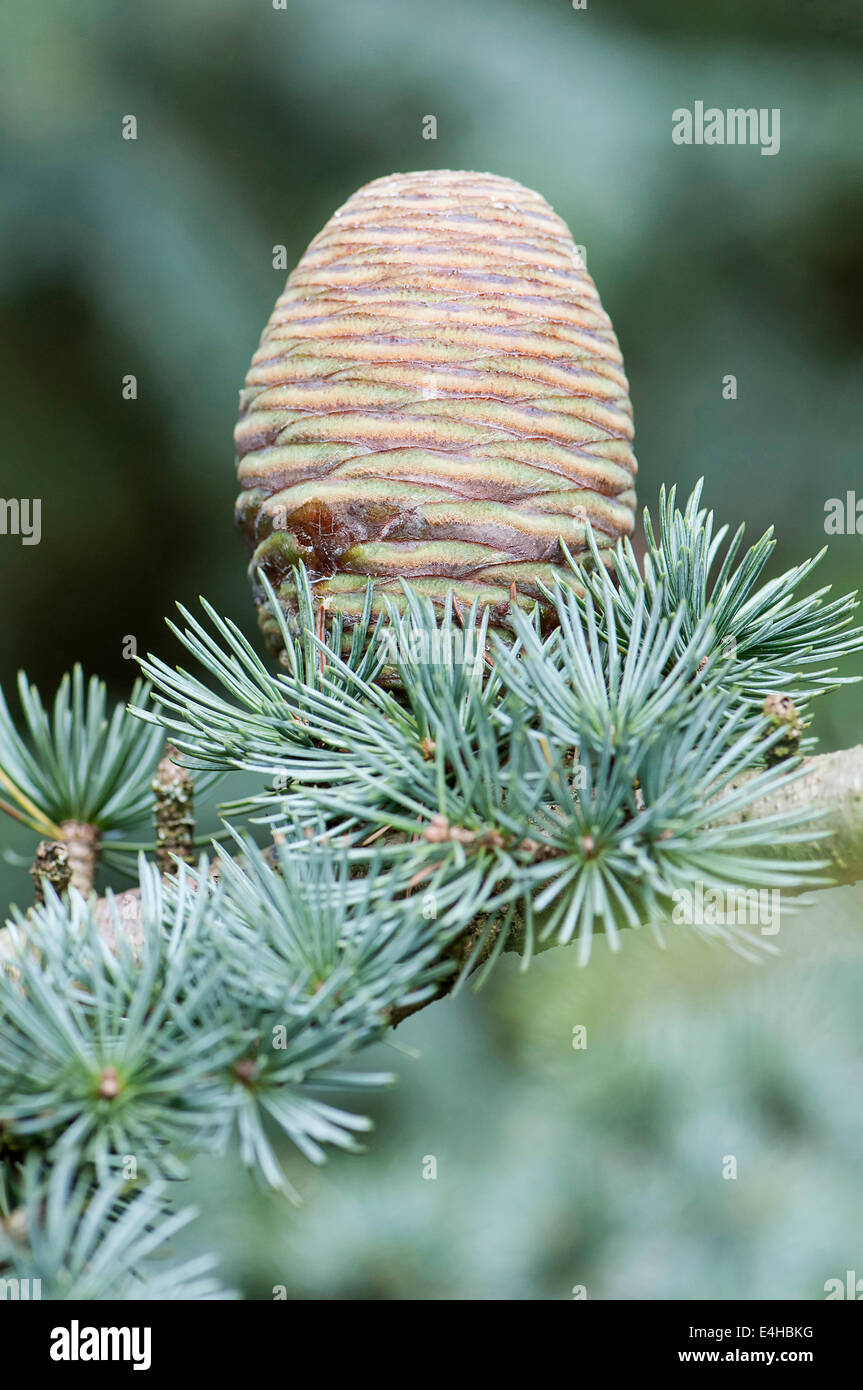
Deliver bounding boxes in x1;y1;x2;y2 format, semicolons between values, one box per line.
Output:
235;170;637;653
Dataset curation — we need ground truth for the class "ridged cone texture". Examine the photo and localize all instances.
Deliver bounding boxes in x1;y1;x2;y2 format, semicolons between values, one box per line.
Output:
235;169;637;650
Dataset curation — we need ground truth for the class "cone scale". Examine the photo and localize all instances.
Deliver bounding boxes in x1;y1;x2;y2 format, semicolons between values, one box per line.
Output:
235;170;637;652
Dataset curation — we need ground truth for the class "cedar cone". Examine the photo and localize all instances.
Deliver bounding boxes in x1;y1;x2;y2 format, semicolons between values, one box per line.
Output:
235;170;637;653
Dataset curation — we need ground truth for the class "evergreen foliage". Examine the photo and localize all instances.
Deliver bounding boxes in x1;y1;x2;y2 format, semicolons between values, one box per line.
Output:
1;484;861;1296
0;668;164;870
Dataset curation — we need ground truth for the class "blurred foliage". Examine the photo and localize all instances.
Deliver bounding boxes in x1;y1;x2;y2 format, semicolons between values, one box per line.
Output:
176;893;863;1300
1;0;861;1300
2;0;862;703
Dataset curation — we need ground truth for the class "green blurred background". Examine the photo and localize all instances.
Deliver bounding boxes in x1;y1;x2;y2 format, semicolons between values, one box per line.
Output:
1;0;861;1299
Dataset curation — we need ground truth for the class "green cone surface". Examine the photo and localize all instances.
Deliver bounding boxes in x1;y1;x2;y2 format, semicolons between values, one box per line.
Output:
235;170;637;651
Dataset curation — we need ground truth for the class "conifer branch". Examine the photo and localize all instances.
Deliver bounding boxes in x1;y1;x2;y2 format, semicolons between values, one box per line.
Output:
58;820;100;896
152;744;195;875
29;840;71;907
723;743;863;887
1;482;862;1296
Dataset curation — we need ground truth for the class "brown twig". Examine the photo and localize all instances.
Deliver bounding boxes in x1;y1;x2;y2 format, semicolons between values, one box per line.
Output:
152;743;195;875
4;746;863;1030
29;840;71;906
59;821;100;896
